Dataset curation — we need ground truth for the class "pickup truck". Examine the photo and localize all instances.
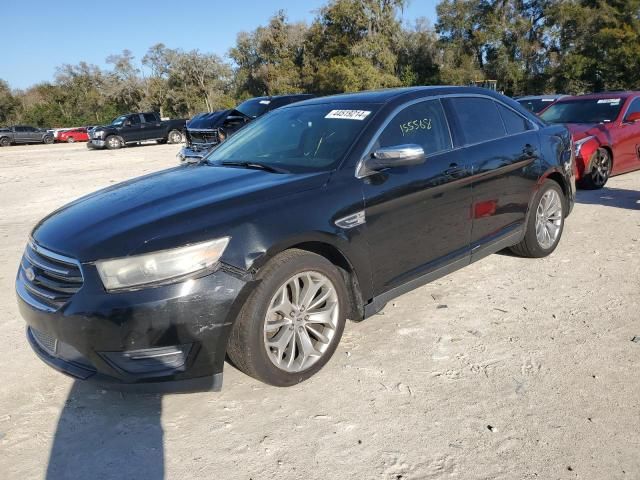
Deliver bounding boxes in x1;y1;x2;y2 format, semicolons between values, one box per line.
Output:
178;94;314;162
0;126;54;146
87;112;186;149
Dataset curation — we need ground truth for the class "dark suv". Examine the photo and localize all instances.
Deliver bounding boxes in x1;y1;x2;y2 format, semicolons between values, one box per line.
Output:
16;87;575;392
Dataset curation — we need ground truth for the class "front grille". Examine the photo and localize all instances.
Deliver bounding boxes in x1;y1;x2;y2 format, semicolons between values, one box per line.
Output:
32;328;57;355
188;129;220;150
19;241;83;311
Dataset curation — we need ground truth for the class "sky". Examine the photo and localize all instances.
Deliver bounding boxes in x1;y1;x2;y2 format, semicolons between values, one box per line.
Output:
0;0;439;90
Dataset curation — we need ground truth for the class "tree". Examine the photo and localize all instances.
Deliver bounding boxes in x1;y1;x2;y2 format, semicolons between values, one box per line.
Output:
303;0;407;93
230;11;307;97
0;79;20;124
547;0;640;93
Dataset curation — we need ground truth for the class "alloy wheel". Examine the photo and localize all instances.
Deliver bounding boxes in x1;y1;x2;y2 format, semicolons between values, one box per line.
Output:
535;189;563;250
590;149;611;187
108;137;120;148
264;271;339;373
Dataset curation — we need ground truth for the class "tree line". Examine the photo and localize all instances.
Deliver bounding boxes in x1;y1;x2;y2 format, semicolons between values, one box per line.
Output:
1;0;639;128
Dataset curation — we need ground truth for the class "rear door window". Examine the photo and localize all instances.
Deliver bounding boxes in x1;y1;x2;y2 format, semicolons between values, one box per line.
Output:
445;97;506;146
496;103;532;135
143;113;157;123
376;99;452;156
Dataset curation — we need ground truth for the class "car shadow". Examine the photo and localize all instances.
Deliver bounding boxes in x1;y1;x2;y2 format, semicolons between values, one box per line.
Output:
576;187;640;210
46;381;164;480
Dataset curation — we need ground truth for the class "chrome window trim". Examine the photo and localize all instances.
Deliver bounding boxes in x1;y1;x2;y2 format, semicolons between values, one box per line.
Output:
355;93;539;179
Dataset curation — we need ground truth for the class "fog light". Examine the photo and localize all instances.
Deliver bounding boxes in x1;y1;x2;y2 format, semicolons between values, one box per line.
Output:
100;344;192;374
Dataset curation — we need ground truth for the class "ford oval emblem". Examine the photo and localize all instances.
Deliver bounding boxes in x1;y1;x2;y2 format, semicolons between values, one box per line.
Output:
25;267;36;282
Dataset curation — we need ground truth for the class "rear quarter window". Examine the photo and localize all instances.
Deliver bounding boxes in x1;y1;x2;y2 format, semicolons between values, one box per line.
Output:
496;103;532;135
445;97;506;146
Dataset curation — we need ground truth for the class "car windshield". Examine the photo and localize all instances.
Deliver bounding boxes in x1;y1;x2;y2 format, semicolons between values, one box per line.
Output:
111;115;128;126
235;98;271;119
540;98;624;124
205;104;377;173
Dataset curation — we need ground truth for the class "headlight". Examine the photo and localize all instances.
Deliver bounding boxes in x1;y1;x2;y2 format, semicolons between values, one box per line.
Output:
95;237;230;291
93;130;105;139
574;135;595;157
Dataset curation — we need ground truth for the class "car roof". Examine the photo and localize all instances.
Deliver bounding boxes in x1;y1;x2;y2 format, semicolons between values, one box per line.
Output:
516;94;566;101
557;91;639;102
286;86;510;107
246;94;315;102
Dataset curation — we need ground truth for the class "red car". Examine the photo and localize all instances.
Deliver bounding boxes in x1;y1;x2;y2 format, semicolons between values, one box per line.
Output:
57;128;89;143
540;92;640;189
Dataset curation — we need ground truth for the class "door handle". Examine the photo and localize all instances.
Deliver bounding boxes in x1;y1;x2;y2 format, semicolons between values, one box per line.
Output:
444;163;467;178
522;144;536;157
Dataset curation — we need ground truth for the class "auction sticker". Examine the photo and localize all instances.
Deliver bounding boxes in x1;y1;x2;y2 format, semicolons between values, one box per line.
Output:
325;110;371;120
597;98;621;104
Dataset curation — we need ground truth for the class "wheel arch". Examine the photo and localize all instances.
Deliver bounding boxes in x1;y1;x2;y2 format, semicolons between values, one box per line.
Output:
250;237;367;322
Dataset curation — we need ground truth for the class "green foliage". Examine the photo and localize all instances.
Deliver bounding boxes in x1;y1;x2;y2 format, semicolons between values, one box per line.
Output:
3;0;640;127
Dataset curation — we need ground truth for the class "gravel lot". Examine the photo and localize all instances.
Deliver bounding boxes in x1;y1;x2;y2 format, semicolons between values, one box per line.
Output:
0;142;638;480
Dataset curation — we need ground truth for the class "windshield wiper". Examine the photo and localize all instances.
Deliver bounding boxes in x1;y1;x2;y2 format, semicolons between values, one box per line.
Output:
219;161;288;174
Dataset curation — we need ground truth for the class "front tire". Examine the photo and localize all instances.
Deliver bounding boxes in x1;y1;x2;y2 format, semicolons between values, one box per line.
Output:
510;180;565;258
105;135;123;149
0;137;10;147
227;249;349;386
578;148;611;189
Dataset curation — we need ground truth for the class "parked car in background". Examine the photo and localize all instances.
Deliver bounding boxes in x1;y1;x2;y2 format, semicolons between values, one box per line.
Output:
87;112;186;150
516;95;566;114
0;126;54;146
17;86;575;392
57;127;89;143
540;92;640;188
178;94;314;162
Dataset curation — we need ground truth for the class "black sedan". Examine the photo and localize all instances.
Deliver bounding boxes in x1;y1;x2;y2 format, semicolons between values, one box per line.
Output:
16;86;575;392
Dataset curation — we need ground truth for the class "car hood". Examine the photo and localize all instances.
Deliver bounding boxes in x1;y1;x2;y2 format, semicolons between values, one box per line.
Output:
564;123;610;141
187;109;240;130
32;165;329;262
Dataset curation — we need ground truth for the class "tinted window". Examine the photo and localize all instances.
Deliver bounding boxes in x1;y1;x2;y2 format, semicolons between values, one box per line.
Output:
143;113;157;123
15;126;26;132
129;115;141;125
448;97;506;145
540;98;623;124
377;100;452;156
236;98;271;118
623;98;640;120
497;103;531;135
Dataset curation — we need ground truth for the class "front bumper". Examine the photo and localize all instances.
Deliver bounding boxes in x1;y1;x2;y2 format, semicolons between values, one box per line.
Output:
87;139;106;149
17;263;251;393
177;146;211;163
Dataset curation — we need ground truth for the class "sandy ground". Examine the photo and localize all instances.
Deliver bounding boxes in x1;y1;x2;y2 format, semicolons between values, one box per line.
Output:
0;142;638;480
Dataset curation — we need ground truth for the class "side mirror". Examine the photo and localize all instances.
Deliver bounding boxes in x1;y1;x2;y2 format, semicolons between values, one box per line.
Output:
625;112;640;123
366;144;426;171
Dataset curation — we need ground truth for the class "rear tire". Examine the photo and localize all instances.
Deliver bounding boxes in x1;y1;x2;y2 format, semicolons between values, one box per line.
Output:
510;180;566;258
105;135;123;150
578;148;611;189
66;137;75;143
43;136;54;145
167;130;183;144
227;249;349;386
